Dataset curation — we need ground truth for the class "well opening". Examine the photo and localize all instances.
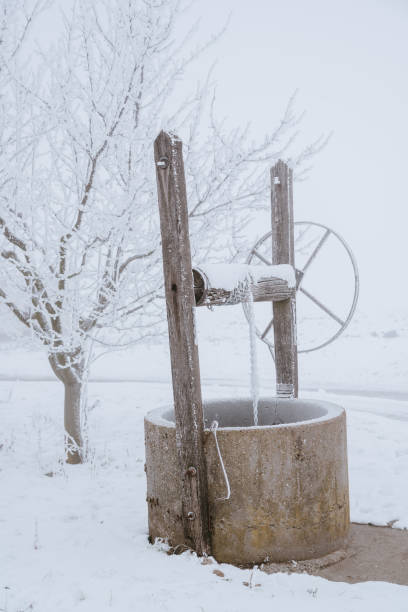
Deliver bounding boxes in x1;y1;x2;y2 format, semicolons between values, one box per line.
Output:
162;398;329;429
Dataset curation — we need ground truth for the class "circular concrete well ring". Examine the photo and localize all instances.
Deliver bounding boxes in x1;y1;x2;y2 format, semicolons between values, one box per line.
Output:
144;397;349;565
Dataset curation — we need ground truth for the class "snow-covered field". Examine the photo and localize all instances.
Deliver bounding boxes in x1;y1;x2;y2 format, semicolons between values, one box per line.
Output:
1;303;407;395
1;379;408;611
1;306;408;611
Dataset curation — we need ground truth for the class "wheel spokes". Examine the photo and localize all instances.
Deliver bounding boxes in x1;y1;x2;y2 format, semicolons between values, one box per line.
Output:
244;221;359;354
301;228;331;276
299;286;345;326
261;317;274;340
252;249;272;266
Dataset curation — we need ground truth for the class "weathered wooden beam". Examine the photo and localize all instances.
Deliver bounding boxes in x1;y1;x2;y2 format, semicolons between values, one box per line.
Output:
271;160;299;398
193;264;295;307
154;131;211;556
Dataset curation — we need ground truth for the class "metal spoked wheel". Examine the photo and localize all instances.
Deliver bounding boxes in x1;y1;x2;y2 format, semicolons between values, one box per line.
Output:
242;221;359;354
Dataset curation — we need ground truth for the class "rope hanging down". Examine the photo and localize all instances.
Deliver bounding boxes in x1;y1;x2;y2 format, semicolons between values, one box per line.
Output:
210;420;231;501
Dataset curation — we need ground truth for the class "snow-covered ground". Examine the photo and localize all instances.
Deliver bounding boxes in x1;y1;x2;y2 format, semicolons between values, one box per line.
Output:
1;305;408;611
1;377;408;611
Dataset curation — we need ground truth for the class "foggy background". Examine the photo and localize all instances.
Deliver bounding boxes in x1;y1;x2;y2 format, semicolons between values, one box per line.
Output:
175;0;408;315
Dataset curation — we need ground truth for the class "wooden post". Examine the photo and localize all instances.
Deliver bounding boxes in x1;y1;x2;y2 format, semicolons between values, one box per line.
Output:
271;160;299;398
154;131;211;556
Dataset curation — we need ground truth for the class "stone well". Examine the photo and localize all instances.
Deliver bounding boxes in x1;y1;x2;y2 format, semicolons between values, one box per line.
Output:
144;398;349;565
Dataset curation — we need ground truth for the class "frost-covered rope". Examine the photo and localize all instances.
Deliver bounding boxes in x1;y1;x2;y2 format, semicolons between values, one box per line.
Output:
247;285;259;426
210;420;231;501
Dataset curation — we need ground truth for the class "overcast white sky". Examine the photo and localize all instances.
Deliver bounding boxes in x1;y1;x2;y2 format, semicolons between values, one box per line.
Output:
175;0;408;313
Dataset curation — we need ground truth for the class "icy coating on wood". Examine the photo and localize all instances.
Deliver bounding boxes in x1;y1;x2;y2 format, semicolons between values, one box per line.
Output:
199;263;296;290
193;263;295;308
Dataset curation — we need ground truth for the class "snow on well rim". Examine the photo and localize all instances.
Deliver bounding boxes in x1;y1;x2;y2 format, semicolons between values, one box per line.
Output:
145;398;345;430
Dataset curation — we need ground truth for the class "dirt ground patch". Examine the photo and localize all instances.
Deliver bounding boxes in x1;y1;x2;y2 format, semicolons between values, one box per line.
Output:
262;523;408;585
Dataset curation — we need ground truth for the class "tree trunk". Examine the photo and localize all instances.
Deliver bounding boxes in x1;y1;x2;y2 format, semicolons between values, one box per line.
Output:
48;353;85;464
63;379;84;465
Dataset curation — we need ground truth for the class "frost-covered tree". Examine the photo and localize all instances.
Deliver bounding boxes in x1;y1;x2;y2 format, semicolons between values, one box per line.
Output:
0;0;324;463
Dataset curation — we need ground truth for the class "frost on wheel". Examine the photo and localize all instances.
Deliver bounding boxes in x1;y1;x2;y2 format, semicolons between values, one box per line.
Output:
243;221;359;354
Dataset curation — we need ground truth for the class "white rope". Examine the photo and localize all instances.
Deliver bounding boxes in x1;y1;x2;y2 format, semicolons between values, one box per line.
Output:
247;288;259;426
210;420;231;501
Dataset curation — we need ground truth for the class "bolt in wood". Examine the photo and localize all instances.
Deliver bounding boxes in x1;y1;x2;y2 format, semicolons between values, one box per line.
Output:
156;156;169;169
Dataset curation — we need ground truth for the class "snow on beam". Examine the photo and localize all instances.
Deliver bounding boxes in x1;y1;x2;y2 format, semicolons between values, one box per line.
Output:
192;263;296;307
